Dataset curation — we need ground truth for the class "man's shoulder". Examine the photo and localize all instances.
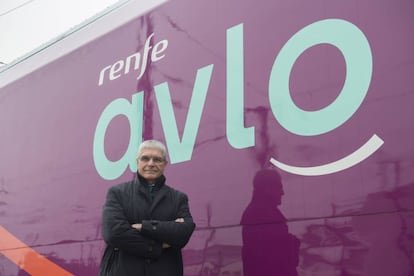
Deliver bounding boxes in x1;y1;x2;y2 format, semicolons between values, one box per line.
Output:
108;180;136;193
164;185;188;199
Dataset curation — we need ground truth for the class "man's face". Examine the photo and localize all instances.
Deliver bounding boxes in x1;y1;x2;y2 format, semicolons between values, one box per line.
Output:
137;148;168;183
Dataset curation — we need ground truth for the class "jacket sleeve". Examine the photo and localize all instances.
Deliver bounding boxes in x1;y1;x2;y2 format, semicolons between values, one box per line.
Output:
141;192;196;249
101;186;163;258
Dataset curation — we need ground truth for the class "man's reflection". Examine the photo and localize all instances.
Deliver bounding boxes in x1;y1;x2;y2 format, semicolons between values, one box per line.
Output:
241;169;300;276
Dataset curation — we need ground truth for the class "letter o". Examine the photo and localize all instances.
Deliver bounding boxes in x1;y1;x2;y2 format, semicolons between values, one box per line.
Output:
269;19;372;136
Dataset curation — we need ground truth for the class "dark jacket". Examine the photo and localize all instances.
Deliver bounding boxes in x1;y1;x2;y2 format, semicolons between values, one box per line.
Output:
99;175;196;276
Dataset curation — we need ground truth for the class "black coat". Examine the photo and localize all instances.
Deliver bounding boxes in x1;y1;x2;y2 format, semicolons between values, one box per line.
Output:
99;175;196;276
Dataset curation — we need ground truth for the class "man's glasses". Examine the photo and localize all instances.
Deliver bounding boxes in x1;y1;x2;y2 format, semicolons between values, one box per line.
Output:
138;155;165;164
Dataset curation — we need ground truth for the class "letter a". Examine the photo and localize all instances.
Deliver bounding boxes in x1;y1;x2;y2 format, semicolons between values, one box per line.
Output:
93;93;143;180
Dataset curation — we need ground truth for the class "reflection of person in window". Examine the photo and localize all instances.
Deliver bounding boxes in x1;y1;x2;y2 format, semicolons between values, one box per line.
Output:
241;169;300;276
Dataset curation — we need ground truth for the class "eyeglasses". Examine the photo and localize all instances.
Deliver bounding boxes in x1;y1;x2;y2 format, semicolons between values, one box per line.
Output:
138;155;165;164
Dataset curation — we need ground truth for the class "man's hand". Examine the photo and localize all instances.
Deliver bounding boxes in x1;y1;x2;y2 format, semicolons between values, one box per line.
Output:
132;219;182;230
131;219;184;249
131;223;142;231
163;219;183;247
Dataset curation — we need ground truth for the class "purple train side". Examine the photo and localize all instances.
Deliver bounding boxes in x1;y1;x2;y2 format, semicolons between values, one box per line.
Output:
1;0;414;275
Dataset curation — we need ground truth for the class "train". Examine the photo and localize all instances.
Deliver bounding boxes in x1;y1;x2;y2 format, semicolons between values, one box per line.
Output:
1;0;414;275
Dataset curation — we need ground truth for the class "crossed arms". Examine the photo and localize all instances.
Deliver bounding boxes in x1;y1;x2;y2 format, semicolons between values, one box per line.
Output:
101;186;195;259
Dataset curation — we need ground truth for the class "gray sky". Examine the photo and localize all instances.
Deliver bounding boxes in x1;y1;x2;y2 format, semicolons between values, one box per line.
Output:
0;0;120;66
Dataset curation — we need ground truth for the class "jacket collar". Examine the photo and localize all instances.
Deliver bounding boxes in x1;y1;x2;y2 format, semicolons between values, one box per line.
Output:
136;174;168;211
136;173;166;189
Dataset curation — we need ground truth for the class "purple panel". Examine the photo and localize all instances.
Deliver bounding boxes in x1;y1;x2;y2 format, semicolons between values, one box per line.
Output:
1;0;414;275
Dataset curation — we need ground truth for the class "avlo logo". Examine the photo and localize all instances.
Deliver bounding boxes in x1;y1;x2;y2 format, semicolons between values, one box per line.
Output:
93;19;384;180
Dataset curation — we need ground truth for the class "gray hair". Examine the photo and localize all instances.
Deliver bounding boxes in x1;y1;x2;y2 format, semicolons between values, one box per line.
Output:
136;140;168;160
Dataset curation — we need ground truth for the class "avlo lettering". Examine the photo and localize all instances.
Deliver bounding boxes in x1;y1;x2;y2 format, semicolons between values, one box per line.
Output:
93;19;380;180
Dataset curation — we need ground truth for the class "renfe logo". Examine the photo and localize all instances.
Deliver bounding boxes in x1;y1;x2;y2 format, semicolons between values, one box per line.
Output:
93;19;384;180
97;33;168;86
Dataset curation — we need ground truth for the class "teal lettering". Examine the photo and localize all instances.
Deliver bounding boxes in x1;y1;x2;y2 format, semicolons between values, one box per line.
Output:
154;65;213;163
93;92;143;180
93;19;375;180
226;23;255;148
269;19;372;136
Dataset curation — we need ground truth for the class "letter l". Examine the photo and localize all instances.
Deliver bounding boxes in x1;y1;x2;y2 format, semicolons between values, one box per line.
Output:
226;23;254;149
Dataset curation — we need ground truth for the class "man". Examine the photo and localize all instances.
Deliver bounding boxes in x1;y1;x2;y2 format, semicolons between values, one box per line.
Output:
99;140;196;276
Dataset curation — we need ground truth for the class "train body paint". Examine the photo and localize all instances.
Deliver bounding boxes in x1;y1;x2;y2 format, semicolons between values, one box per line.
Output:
1;0;414;275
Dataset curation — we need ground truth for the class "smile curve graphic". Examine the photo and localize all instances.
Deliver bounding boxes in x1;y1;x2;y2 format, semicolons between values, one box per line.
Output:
270;134;384;176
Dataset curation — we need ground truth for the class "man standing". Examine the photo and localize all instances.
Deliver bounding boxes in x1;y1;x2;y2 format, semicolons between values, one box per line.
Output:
99;140;196;276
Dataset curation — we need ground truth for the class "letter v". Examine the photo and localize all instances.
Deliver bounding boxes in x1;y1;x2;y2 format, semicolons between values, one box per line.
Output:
154;64;214;163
